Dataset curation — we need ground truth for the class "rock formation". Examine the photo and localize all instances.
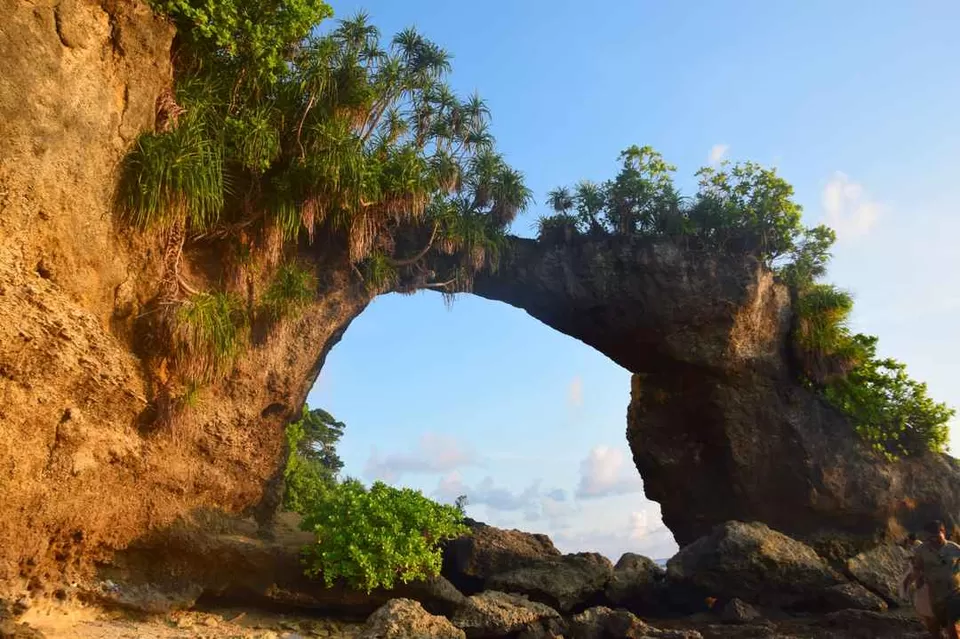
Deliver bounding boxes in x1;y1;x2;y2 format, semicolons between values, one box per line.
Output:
2;0;960;605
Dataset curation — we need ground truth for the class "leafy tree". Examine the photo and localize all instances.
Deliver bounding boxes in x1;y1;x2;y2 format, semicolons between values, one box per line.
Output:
293;406;345;476
300;479;468;591
149;0;334;83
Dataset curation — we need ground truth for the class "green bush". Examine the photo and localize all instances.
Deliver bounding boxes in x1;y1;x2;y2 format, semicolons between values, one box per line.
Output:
300;479;468;592
823;335;954;458
150;0;333;83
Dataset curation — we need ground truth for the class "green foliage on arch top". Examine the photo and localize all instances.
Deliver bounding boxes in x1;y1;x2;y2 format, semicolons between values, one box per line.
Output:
537;145;954;458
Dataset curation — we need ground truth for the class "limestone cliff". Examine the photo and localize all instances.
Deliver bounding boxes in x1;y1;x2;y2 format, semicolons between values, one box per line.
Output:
1;0;958;604
0;0;369;599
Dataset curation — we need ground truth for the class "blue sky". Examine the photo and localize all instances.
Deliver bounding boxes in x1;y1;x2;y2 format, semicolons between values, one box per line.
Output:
308;1;960;561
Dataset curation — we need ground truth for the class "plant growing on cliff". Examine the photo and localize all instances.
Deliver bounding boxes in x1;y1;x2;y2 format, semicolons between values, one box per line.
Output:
261;262;317;320
149;0;334;83
171;291;245;381
300;479;468;591
123;4;533;390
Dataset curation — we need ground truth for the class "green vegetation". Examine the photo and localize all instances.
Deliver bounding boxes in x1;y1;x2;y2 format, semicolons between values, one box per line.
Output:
538;146;819;271
119;117;225;232
300;479;468;592
282;406;344;513
282;406;468;591
127;2;532;383
171;291;245;381
149;0;334;83
261;262;317;320
538;146;953;457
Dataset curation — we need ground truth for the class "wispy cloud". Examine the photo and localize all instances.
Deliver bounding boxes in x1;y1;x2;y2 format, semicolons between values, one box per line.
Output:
434;473;572;524
575;445;644;499
568;376;584;408
365;433;475;482
552;508;676;561
708;144;729;165
821;172;880;239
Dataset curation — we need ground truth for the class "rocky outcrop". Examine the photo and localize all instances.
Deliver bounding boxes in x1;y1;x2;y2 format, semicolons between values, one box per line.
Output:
442;520;561;594
604;553;666;614
485;552;612;613
472;237;960;551
359;599;465;639
845;543;913;605
666;521;845;610
89;512;465;620
568;607;701;639
449;591;561;638
0;0;370;599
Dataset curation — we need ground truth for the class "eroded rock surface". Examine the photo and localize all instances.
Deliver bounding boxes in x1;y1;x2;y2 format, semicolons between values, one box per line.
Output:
666;522;844;610
359;599;465;639
485;552;612;613
449;591;561;638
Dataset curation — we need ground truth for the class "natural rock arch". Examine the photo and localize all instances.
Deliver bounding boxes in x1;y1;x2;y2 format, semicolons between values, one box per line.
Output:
3;0;960;602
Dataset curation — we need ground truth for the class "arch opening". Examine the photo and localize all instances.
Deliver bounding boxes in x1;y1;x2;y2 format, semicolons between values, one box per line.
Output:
305;290;678;562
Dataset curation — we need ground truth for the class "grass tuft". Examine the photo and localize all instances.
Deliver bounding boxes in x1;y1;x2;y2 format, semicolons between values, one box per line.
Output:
261;262;317;320
171;292;245;381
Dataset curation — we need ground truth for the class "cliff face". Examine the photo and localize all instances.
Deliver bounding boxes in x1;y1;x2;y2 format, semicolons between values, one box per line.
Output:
2;0;959;603
0;0;369;598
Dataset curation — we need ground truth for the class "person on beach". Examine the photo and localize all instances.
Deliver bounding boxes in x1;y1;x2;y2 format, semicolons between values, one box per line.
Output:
906;521;960;638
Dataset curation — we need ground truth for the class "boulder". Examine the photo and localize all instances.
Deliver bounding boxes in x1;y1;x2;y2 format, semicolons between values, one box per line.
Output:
820;583;888;612
568;606;702;639
666;521;844;609
450;591;561;638
845;543;912;605
442;520;561;593
359;599;465;639
486;552;613;613
720;598;761;624
604;553;666;613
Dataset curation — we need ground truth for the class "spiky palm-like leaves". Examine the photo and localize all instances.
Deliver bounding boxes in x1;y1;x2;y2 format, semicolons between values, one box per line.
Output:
119;117;225;232
171;292;245;382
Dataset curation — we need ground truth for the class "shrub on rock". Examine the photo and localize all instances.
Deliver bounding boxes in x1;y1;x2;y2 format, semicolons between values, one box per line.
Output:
301;479;468;592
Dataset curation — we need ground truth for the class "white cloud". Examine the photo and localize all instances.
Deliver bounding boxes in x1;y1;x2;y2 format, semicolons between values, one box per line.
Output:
365;433;475;482
552;508;676;562
434;474;572;525
708;144;729;165
821;172;880;239
575;445;644;499
568;376;583;408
